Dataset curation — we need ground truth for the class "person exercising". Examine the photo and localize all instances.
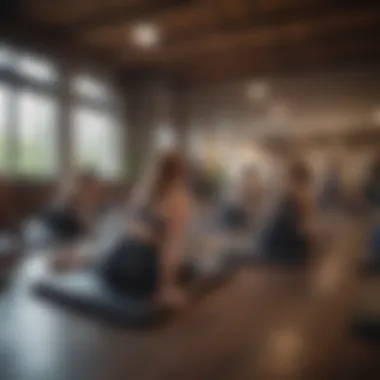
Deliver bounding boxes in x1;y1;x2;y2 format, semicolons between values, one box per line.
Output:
260;161;318;260
42;170;104;243
100;151;193;309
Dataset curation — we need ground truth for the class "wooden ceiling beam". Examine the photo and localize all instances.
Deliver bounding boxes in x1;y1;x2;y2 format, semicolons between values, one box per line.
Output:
77;0;379;50
77;2;215;48
76;0;328;46
65;0;191;35
165;0;380;45
117;6;380;65
19;0;146;27
149;33;380;81
0;19;119;72
1;1;122;70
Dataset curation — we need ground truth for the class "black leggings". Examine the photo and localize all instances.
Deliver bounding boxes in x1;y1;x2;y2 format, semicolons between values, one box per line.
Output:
42;208;85;242
100;239;158;298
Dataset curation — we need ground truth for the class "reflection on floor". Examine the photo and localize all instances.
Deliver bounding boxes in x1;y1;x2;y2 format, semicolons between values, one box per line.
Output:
1;217;380;380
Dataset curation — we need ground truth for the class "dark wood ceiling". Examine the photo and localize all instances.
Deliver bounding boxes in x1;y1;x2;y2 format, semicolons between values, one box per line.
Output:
3;0;380;81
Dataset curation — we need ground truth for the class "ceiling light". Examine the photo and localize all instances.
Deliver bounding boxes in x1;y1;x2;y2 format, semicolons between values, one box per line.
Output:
130;23;160;48
247;82;270;102
268;105;290;127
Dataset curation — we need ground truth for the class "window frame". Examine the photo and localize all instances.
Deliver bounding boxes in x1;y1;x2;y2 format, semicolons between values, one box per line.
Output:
15;90;60;180
0;43;61;181
0;42;124;182
71;73;114;111
70;72;123;180
71;104;123;180
15;52;59;85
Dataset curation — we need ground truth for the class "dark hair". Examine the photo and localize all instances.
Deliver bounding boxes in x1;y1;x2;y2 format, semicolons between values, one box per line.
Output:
288;161;312;185
150;151;188;202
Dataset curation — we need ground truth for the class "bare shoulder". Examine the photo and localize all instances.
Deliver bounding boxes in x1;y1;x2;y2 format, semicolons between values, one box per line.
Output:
166;187;192;218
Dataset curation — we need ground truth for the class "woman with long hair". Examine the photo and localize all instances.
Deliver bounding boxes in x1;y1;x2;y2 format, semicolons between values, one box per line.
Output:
100;151;193;308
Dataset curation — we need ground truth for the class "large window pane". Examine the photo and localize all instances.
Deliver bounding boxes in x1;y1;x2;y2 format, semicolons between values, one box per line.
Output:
17;91;58;177
72;75;109;102
72;108;121;179
153;125;177;151
0;84;10;172
16;53;58;83
0;44;14;69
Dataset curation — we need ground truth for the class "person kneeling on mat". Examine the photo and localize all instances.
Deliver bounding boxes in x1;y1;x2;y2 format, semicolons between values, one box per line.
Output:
40;171;104;267
48;171;105;237
99;151;194;309
259;161;318;261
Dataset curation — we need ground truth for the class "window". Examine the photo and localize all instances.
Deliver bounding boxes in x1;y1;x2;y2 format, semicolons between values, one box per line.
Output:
0;84;10;172
0;42;124;180
16;53;58;83
72;75;109;102
153;125;177;151
72;108;121;179
17;91;58;177
0;44;14;69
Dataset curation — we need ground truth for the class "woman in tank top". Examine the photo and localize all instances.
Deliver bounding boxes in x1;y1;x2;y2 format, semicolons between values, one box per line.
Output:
100;151;193;309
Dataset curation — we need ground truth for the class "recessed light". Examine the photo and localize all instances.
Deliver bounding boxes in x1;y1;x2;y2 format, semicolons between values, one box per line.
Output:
247;82;270;101
268;104;290;126
130;23;160;48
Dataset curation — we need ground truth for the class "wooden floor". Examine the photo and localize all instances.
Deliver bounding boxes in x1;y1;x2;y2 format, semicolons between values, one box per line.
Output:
1;216;380;380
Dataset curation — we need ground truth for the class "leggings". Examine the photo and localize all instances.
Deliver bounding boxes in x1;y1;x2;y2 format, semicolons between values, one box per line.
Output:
100;238;158;298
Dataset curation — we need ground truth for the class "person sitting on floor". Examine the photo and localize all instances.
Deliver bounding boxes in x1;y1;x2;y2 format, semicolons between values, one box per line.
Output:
259;160;319;261
41;170;104;244
99;151;194;309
